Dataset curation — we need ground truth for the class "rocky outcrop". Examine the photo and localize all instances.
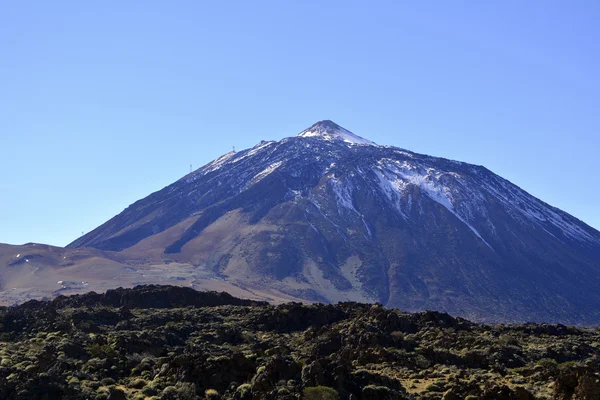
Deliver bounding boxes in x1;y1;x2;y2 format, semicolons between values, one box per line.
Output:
52;284;267;309
1;285;600;400
554;366;600;400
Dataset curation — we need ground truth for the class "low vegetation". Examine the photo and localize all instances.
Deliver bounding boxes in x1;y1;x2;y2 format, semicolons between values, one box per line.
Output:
0;285;599;399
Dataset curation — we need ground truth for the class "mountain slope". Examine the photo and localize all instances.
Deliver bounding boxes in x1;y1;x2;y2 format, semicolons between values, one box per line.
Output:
67;121;600;324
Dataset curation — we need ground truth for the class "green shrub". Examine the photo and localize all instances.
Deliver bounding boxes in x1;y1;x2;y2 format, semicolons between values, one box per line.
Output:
425;381;446;392
141;386;158;396
78;320;100;333
511;366;532;376
558;361;579;371
85;380;102;390
303;386;339;400
162;386;179;399
87;343;117;358
95;386;109;399
498;334;519;346
68;376;80;385
100;377;116;386
237;383;251;392
24;364;38;373
141;370;153;380
536;358;558;369
236;383;252;399
108;387;126;399
278;387;291;395
205;388;219;399
129;378;147;389
13;361;31;370
174;382;198;400
362;385;393;398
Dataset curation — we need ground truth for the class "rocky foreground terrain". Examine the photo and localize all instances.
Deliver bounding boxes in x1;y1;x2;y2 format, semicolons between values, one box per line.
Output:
1;285;599;400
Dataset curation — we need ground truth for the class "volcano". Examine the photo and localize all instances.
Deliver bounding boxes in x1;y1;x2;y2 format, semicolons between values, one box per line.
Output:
66;120;600;324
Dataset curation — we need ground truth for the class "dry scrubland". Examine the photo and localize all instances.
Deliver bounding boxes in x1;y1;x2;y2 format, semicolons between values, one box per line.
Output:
1;285;599;400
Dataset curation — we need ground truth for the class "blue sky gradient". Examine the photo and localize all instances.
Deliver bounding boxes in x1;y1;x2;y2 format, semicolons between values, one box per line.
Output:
1;1;599;246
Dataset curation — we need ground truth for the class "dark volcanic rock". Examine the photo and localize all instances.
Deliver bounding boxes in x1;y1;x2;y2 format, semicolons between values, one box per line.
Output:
0;286;600;400
554;366;600;400
52;284;267;309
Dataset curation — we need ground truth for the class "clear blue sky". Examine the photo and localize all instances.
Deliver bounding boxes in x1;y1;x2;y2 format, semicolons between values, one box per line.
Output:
1;1;599;246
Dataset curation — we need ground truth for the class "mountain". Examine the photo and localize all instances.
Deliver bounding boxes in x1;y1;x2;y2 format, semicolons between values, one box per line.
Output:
65;120;600;324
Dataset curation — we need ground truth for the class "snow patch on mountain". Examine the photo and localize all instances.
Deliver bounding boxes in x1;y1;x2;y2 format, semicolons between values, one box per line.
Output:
191;151;236;180
177;119;596;251
232;141;276;164
247;161;284;187
372;168;409;218
481;176;599;245
329;178;357;214
373;160;493;249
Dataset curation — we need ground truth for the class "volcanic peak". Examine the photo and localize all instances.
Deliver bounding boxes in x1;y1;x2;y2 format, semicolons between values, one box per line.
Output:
297;120;376;146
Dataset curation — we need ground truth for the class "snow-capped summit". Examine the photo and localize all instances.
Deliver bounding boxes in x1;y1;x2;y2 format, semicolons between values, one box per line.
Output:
297;120;376;146
68;121;600;324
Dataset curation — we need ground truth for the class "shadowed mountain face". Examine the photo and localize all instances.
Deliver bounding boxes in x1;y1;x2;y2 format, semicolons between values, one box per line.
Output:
67;121;600;324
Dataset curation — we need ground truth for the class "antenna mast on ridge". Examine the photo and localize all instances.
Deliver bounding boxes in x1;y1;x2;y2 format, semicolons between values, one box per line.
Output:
232;146;236;153
190;164;192;173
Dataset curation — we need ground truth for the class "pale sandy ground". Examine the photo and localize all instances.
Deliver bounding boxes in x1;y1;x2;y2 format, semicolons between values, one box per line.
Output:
0;237;373;306
0;243;307;306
